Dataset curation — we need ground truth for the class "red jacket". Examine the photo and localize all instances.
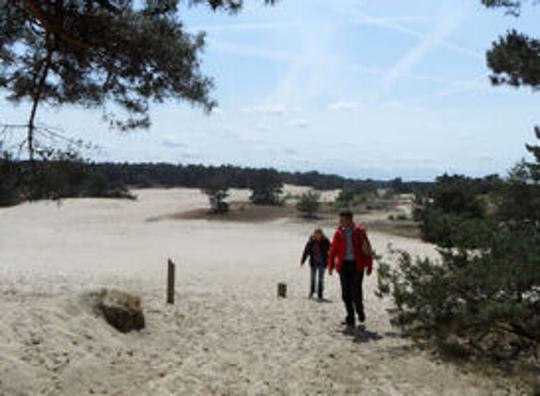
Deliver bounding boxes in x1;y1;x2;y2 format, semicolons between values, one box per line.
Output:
328;224;373;273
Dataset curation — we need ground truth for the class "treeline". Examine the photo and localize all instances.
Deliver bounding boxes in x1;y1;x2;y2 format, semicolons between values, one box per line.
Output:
0;154;133;207
90;162;429;193
0;156;432;208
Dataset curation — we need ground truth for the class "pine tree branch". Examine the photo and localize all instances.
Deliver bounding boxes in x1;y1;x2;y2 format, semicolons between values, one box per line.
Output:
24;0;92;49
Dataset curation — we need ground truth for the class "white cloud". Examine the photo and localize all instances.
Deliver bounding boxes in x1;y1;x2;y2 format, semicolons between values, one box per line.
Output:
328;101;362;111
242;104;287;115
479;153;495;161
289;118;309;128
161;134;187;148
210;107;225;116
284;148;299;156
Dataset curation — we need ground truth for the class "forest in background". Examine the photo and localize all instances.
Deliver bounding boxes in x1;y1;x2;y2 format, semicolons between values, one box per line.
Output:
0;156;434;207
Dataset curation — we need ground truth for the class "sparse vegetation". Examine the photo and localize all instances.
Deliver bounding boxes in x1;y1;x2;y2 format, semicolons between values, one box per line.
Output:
201;176;230;214
248;169;284;206
388;213;409;221
296;191;321;218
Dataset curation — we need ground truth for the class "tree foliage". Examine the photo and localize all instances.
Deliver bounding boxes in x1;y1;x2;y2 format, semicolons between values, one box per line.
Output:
248;168;283;206
483;0;540;90
201;175;230;214
378;134;540;366
0;152;133;207
295;190;320;218
413;174;495;247
335;188;355;209
0;0;274;159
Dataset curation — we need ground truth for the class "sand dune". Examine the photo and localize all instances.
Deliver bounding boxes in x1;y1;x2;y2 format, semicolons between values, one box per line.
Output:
0;189;519;395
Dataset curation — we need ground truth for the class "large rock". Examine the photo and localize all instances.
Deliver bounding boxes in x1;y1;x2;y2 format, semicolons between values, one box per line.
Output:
93;289;145;333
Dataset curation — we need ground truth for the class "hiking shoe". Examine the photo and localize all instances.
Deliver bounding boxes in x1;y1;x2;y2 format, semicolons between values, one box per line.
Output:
343;324;355;335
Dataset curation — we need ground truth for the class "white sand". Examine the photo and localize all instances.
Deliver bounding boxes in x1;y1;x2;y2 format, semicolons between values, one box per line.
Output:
0;188;518;395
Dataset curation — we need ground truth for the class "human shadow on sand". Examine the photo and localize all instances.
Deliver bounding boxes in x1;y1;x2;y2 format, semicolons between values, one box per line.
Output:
353;325;383;343
315;298;333;304
335;324;383;343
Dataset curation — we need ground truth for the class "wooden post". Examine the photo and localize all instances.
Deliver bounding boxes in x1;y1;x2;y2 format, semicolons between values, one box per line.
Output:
167;259;175;304
277;282;287;298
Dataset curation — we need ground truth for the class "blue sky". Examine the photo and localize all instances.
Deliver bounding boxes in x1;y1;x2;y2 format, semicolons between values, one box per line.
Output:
2;0;540;180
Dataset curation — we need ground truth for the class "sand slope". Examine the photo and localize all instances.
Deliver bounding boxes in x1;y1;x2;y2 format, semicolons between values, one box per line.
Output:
0;189;519;395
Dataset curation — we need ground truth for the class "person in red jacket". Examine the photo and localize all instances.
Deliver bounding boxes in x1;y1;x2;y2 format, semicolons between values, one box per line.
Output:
328;210;373;331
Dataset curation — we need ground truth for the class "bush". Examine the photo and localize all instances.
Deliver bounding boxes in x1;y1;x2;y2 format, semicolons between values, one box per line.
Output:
396;213;408;221
249;169;283;206
296;191;321;218
201;176;230;214
82;171;135;200
389;213;409;221
0;152;22;207
378;134;540;367
335;188;355;208
377;231;540;364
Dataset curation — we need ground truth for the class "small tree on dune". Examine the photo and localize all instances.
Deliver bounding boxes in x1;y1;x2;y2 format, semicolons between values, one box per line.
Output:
249;169;283;206
296;191;321;218
334;188;354;210
201;176;230;214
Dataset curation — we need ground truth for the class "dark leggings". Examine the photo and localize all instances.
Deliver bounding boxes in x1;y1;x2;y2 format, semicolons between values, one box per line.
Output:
339;260;364;325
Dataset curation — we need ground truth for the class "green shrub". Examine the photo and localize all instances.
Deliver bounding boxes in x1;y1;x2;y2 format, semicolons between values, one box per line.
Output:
249;169;283;206
296;191;321;218
378;134;540;367
377;230;540;364
0;153;22;207
201;176;230;214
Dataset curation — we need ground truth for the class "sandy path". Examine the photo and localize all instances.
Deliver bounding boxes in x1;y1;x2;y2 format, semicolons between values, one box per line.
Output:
0;189;518;395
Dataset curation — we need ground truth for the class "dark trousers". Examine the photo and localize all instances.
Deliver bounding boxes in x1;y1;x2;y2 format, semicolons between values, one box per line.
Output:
310;264;325;298
339;260;364;325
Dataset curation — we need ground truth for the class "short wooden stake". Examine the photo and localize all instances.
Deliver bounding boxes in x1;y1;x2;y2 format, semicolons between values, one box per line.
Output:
167;259;175;304
277;282;287;298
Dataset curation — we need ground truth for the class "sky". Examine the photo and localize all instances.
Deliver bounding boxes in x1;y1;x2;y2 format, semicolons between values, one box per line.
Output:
1;0;540;180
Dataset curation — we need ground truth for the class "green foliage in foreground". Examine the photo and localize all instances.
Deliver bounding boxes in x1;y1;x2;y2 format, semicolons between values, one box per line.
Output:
378;133;540;366
413;174;501;247
377;237;540;363
295;191;321;218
